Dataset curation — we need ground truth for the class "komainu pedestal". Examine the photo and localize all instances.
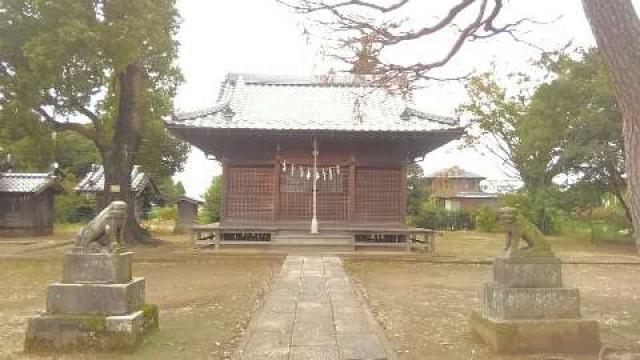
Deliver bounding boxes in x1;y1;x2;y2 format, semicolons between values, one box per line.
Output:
25;201;158;353
470;208;600;354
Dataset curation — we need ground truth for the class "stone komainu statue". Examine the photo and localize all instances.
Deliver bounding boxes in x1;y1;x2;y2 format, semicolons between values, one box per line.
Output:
500;207;552;257
74;201;128;253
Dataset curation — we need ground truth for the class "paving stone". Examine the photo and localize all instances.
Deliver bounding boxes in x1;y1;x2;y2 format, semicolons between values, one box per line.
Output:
337;333;387;360
297;301;333;315
263;296;298;313
292;326;336;347
335;315;371;334
242;331;291;357
254;312;295;333
290;346;339;360
236;256;393;359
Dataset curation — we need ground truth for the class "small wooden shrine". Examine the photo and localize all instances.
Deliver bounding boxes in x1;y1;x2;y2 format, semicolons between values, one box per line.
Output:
173;196;203;234
0;171;63;237
75;165;163;220
167;74;465;247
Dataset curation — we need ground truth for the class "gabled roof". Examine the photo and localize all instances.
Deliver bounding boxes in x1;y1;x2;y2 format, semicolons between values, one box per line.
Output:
168;73;462;133
172;195;204;205
0;172;62;194
426;166;485;179
75;165;155;195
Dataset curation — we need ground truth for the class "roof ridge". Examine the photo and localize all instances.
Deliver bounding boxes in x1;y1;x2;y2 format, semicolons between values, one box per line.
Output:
226;72;382;87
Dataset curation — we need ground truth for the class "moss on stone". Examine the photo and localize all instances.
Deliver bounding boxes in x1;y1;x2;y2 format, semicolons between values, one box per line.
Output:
140;303;160;332
515;214;554;257
48;314;107;331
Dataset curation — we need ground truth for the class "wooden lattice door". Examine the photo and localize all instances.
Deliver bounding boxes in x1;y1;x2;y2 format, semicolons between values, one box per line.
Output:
278;168;348;223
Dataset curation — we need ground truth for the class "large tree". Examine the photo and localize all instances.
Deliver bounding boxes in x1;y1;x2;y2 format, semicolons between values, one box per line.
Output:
0;0;184;243
581;0;640;251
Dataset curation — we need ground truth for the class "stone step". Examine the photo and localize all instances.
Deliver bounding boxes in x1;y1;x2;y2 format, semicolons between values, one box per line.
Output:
273;232;354;246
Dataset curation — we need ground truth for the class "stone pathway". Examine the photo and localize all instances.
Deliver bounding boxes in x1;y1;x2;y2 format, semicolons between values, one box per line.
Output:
234;256;394;360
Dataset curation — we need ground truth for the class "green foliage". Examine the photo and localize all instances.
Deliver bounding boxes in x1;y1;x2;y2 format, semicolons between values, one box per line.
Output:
148;206;176;221
531;48;628;222
411;198;473;231
502;189;569;235
459;71;564;189
460;48;628;236
54;173;97;223
406;163;427;217
200;176;222;223
0;0;187;185
515;213;553;256
473;206;501;233
156;177;185;203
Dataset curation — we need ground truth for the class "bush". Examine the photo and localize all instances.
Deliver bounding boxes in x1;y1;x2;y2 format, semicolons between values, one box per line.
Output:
411;199;473;230
148;205;177;221
473;206;500;232
55;193;97;223
200;176;222;223
502;189;568;235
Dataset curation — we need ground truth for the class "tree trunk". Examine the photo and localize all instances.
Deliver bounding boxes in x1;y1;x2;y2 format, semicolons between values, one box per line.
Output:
101;63;153;245
582;0;640;253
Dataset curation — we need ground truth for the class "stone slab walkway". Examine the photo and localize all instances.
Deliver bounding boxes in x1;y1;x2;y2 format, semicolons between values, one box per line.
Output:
234;255;394;360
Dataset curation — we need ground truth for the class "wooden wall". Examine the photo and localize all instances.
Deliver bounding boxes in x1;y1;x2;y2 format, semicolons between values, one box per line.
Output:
0;191;55;236
220;136;408;226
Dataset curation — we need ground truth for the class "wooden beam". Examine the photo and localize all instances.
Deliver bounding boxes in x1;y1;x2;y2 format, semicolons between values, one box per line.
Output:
348;158;356;222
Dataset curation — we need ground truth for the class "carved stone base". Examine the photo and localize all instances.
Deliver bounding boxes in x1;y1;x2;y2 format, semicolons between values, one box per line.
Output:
470;310;600;354
47;278;145;316
483;283;580;320
25;305;158;353
62;252;132;284
493;256;562;288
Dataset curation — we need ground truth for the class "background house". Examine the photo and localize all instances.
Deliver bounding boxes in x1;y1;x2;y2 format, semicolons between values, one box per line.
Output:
426;166;499;212
0;171;63;236
75;165;164;220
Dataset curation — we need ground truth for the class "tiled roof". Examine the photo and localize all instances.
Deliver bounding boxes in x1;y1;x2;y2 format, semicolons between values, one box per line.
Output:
75;165;150;194
450;191;498;199
0;172;61;194
172;195;204;205
168;73;461;132
426;166;485;179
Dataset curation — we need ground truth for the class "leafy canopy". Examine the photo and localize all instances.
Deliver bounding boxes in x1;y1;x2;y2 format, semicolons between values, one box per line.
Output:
0;0;187;176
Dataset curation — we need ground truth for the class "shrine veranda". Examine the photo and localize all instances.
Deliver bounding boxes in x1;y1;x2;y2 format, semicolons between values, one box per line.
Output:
167;74;464;245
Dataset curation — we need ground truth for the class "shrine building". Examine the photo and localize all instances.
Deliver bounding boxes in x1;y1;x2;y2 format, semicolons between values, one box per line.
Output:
167;73;465;248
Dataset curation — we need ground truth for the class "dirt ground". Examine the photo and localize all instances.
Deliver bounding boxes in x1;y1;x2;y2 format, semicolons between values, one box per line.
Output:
345;232;640;360
0;235;284;360
1;229;639;359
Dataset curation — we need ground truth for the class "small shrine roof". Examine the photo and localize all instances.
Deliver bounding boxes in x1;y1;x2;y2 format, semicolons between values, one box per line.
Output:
75;165;153;195
0;172;62;194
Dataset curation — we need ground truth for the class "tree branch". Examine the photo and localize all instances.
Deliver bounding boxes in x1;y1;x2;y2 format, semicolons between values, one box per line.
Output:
32;106;101;144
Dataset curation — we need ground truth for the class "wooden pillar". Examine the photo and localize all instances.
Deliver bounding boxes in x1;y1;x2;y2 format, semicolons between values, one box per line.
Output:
273;152;281;224
348;158;356;222
400;162;408;224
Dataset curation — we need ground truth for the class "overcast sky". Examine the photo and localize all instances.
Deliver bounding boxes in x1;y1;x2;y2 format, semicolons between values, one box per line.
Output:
173;0;639;198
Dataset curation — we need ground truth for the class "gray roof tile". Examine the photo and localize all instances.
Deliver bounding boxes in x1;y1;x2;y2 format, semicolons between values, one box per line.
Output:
0;172;60;193
75;165;150;194
168;73;461;132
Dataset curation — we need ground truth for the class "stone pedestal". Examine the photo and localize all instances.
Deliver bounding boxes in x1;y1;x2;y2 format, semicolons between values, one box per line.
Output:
470;255;600;354
25;251;158;353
